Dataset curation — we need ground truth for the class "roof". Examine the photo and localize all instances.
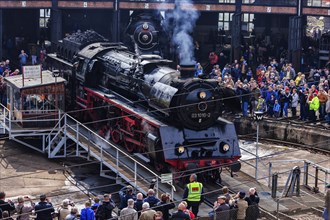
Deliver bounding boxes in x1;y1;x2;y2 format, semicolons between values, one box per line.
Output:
4;70;66;90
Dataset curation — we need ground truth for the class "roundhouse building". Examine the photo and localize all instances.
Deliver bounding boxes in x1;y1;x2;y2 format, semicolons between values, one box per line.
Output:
0;0;329;70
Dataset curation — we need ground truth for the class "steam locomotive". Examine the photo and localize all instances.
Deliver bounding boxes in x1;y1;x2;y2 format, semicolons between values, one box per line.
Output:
47;12;242;182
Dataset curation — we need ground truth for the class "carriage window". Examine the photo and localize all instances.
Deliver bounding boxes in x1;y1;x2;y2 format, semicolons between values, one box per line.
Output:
23;94;51;111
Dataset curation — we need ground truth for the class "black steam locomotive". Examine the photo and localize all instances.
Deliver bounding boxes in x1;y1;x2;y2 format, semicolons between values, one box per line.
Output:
47;12;241;182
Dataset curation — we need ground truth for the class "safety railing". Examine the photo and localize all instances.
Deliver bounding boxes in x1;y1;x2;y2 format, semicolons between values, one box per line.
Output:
48;113;174;196
268;159;329;195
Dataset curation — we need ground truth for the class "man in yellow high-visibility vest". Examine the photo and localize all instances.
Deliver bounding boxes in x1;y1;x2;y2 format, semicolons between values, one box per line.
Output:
182;174;204;217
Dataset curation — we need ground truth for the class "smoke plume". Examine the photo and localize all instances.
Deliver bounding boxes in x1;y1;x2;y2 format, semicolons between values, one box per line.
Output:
164;0;199;64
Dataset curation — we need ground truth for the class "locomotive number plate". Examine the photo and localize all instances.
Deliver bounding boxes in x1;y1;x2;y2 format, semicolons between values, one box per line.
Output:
191;113;211;118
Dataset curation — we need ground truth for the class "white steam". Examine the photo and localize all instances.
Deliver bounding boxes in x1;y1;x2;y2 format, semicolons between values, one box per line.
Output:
164;0;199;64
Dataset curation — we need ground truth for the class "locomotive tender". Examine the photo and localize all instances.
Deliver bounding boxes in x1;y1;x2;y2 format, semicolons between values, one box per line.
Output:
47;12;241;181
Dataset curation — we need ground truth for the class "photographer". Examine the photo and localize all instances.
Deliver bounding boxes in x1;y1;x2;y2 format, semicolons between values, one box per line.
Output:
34;194;54;220
0;191;15;217
58;199;73;220
155;194;175;220
15;196;35;220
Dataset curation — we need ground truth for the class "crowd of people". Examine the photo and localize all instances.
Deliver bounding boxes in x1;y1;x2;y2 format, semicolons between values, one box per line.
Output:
0;174;265;220
193;51;330;125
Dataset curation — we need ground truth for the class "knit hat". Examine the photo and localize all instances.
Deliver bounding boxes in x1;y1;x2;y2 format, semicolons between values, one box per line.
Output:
239;191;246;199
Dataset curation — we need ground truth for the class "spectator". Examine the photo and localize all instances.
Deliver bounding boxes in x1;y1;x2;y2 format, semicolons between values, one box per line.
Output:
291;88;299;117
154;211;163;220
119;185;136;210
134;193;144;218
0;62;4;76
318;87;328;121
245;188;260;220
91;197;101;215
65;207;79;220
95;194;116;220
298;87;308;121
308;92;320;123
18;50;28;68
4;60;11;72
194;63;203;78
237;82;250;117
273;100;281;118
281;87;291;118
9;69;20;76
209;52;218;66
80;200;94;220
15;196;35;220
326;89;330;126
155;194;175;220
182;174;204;217
139;202;156;220
256;95;267;112
120;199;138;220
221;186;232;206
58;199;71;220
295;72;302;86
2;210;14;220
214;195;230;220
31;45;38;65
143;189;160;209
180;202;194;220
34;194;54;220
250;81;260;114
233;191;248;220
171;203;191;220
0;191;16;217
267;94;276;117
40;46;47;66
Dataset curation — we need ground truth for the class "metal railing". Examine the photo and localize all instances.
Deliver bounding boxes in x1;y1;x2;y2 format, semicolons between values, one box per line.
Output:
46;113;172;196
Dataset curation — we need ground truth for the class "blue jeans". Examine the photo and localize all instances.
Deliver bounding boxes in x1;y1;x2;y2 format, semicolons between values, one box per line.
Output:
327;113;330;125
283;102;289;117
242;101;249;117
319;103;326;120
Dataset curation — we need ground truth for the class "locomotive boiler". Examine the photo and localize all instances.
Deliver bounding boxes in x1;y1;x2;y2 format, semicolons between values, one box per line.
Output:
47;13;242;182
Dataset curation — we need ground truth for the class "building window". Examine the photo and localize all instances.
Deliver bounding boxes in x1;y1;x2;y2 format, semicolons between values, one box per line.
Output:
40;9;51;28
219;0;236;3
307;0;330;7
242;13;254;32
218;12;233;31
242;0;255;3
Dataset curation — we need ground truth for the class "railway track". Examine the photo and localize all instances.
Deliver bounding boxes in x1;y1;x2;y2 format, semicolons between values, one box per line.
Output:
238;134;330;156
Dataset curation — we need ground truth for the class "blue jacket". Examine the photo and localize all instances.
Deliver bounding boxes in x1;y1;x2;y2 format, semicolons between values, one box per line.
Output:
273;103;280;112
80;207;95;220
35;202;54;220
143;196;160;208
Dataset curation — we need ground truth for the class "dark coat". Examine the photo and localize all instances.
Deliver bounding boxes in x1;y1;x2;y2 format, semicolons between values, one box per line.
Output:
0;199;15;217
171;210;191;220
34;201;55;220
96;200;116;220
155;201;175;220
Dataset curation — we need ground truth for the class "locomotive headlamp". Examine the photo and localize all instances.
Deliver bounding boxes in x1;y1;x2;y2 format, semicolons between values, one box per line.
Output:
142;23;149;30
175;145;185;156
222;144;230;152
219;142;230;153
198;91;207;99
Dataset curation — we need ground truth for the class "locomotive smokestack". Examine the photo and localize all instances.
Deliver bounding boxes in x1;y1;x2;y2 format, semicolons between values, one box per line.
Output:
179;62;196;79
